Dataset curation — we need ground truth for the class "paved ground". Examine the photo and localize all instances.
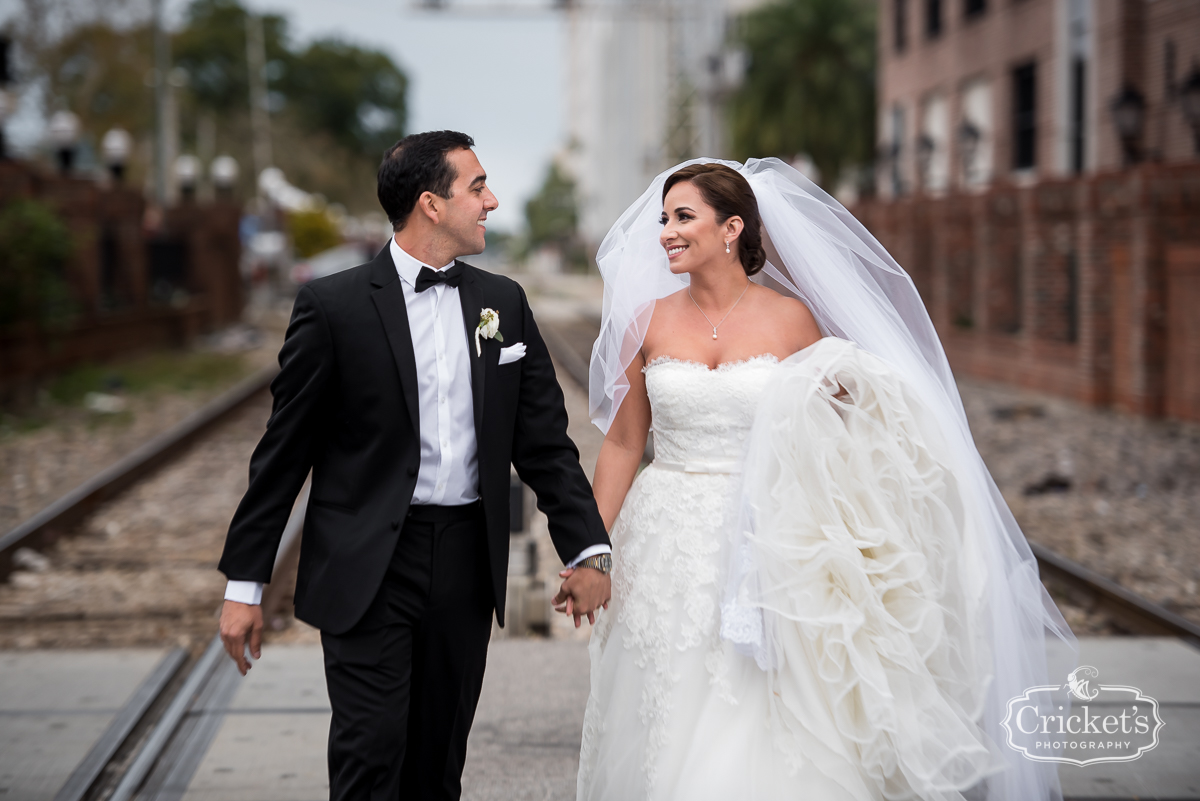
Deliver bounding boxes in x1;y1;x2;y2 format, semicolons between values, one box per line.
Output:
5;637;1196;800
172;639;589;801
0;648;170;800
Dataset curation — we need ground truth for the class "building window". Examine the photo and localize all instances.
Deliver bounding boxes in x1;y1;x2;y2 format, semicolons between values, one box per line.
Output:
890;104;907;196
926;0;942;39
1165;39;1177;99
895;0;908;53
1012;62;1037;170
1070;58;1086;173
964;0;986;20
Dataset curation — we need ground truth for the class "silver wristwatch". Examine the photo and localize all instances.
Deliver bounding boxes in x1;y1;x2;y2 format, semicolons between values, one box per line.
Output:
576;553;612;575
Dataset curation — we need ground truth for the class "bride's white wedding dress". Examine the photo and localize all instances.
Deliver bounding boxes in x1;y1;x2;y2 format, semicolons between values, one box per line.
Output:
578;338;1003;801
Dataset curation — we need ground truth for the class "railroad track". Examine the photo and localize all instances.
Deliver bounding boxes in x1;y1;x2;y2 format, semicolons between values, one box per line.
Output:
7;314;1197;801
0;364;310;801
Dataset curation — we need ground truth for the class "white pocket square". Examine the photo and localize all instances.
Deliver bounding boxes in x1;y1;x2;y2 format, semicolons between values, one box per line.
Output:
498;343;526;365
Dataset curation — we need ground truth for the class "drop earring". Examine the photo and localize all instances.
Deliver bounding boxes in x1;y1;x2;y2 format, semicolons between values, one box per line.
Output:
725;240;731;254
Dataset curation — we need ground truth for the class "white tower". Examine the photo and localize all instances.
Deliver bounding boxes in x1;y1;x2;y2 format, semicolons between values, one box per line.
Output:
562;0;751;246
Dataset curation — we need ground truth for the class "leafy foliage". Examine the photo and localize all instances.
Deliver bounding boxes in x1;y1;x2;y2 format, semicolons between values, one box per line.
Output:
729;0;876;190
289;208;342;258
174;0;291;115
525;162;579;251
0;201;76;332
42;22;156;143
282;39;407;157
524;162;588;271
175;0;405;159
26;0;408;210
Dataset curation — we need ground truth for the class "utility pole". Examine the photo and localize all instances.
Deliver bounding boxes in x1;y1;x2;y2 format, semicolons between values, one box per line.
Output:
246;12;273;203
152;0;170;205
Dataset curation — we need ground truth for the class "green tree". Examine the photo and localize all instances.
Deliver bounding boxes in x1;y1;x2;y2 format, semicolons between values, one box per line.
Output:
524;162;586;271
283;39;407;158
729;0;876;191
525;162;578;250
41;22;156;142
0;201;75;331
174;0;292;116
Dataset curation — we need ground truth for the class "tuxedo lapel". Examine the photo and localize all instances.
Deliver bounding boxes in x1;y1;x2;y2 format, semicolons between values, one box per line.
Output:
456;262;486;441
369;251;421;437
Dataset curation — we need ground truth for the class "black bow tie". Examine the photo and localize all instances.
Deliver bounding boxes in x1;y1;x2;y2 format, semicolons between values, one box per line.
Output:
414;264;464;293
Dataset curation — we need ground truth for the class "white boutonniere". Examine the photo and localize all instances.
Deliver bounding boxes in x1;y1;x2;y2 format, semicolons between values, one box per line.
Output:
475;308;503;356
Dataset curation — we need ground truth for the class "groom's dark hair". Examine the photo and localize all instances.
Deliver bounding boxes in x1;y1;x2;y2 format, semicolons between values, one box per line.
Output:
378;130;476;231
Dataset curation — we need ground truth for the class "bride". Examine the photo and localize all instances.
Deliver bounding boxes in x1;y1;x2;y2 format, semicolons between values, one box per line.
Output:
564;160;1078;801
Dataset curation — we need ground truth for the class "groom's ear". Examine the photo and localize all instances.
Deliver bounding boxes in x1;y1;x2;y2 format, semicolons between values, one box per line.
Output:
416;191;442;225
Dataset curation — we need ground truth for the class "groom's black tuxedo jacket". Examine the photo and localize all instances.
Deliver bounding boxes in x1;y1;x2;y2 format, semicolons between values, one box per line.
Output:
218;247;609;634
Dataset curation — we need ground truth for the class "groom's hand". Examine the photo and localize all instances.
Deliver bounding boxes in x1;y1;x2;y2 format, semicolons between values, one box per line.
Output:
219;600;263;675
552;567;611;628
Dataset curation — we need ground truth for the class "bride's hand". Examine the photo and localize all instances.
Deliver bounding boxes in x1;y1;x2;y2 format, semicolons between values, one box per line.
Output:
553;567;610;626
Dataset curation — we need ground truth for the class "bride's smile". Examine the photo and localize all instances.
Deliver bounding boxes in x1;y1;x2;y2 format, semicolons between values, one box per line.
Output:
658;179;741;275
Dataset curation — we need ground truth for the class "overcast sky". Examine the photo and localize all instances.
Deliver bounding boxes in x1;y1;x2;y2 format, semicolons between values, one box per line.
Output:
5;0;566;232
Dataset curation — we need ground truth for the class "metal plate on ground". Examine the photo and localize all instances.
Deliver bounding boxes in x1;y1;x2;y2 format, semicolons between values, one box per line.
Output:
0;649;169;800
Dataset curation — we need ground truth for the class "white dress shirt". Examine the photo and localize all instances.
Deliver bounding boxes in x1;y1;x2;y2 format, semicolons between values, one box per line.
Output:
226;238;607;606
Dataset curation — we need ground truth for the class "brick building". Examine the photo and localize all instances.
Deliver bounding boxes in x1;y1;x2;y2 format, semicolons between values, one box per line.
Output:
860;0;1200;422
0;161;244;400
877;0;1200;194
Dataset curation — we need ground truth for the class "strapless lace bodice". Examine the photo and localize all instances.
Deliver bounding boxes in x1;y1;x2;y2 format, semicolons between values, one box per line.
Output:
644;355;780;467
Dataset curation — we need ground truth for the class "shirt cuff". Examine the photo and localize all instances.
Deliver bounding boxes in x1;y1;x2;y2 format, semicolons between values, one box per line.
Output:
566;544;612;568
225;580;264;605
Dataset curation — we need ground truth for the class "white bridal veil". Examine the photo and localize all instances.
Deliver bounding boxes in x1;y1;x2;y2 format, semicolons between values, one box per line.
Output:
588;158;1079;800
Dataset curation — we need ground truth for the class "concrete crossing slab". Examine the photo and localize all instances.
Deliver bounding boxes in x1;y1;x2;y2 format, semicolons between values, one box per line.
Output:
179;646;330;801
11;636;1192;801
1053;638;1200;800
0;648;169;801
175;638;591;801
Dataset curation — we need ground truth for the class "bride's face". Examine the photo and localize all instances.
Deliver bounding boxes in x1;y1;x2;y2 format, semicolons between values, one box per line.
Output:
659;181;738;275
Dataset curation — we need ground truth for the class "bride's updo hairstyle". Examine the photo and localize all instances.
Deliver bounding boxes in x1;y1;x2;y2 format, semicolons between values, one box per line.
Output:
662;163;766;276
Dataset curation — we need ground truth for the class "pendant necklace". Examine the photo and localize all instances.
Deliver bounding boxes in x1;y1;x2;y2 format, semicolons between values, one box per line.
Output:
688;280;751;340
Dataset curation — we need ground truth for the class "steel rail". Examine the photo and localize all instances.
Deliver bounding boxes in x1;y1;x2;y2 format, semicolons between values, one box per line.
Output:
1031;542;1200;648
0;364;278;580
51;648;188;801
98;479;309;801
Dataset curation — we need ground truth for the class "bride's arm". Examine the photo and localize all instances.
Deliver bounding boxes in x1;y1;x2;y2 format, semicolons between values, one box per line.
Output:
592;355;651;531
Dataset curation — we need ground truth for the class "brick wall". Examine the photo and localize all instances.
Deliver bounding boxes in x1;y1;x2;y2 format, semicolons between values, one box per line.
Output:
0;161;244;400
852;163;1200;421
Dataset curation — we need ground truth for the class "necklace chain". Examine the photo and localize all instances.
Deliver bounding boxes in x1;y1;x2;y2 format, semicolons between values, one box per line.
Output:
688;281;751;340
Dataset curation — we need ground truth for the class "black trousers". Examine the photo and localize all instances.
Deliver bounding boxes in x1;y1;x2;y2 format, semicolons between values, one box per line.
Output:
321;503;494;801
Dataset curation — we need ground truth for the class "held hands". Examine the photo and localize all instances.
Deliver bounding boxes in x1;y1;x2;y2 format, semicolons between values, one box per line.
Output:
552;567;611;628
219;600;263;676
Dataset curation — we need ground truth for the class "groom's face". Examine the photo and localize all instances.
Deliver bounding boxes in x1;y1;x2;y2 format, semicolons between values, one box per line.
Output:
439;148;498;256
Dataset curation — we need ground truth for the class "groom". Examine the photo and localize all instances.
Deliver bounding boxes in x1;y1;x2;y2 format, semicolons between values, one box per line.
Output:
217;130;612;800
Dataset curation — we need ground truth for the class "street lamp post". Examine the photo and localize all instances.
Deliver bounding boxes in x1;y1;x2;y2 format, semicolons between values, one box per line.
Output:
102;128;133;184
1110;85;1146;166
211;155;239;199
1180;66;1200;157
47;111;81;174
174;154;200;202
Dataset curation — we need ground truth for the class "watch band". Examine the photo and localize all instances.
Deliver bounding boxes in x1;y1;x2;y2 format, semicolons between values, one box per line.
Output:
576;553;612;574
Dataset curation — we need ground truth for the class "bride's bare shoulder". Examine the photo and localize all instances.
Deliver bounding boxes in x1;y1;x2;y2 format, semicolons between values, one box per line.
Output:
752;284;821;344
646;289;690;324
